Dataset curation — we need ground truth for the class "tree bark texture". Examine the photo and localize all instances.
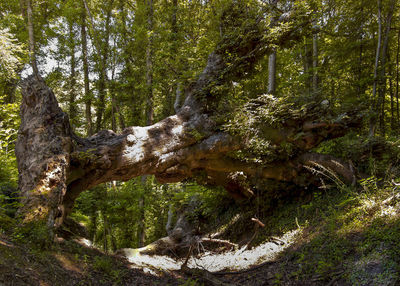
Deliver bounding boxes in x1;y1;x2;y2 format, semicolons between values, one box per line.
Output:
16;7;360;236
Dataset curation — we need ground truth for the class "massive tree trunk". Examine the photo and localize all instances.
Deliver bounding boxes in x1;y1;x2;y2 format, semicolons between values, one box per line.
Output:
16;6;360;241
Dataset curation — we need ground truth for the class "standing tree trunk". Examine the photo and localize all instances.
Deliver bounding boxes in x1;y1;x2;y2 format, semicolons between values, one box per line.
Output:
377;0;396;136
137;0;154;248
166;0;180;116
145;0;154;126
81;7;93;136
137;180;146;247
396;29;400;127
68;21;77;130
312;22;319;93
268;50;277;95
25;0;39;77
389;62;395;131
95;0;113;132
370;0;382;137
357;7;364;95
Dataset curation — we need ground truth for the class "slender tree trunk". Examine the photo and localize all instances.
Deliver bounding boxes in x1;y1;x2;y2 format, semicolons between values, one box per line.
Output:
137;0;155;248
111;84;117;132
116;102;126;130
369;0;382;137
145;0;154;126
377;0;396;136
312;23;319;93
19;0;26;18
137;182;146;247
389;62;395;131
268;50;277;95
81;9;93;136
95;1;113;132
82;0;101;54
357;7;364;95
25;0;39;77
90;213;97;243
102;211;108;253
168;0;179;115
68;21;77;129
303;37;312;94
119;0;137;124
174;83;182;113
396;29;400;128
82;0;113;132
109;225;117;252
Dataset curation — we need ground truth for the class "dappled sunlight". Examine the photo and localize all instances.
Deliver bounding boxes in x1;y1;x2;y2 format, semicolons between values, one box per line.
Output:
124;228;301;275
53;253;84;274
187;229;300;272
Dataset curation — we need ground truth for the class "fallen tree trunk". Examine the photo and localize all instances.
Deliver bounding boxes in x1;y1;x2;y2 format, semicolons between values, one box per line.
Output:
15;4;361;241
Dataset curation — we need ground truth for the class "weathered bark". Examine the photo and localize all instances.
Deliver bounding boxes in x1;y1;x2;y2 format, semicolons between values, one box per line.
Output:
16;74;360;237
16;78;72;233
16;7;360;240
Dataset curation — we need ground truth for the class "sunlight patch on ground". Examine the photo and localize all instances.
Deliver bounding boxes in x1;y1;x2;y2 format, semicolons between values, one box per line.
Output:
125;229;300;275
53;254;83;274
187;229;300;272
127;253;181;274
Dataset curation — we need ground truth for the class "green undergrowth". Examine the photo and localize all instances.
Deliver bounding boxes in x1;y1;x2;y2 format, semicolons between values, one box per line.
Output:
207;172;400;285
267;179;400;285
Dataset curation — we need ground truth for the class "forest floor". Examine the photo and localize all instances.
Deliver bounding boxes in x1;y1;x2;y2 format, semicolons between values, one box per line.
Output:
1;181;400;285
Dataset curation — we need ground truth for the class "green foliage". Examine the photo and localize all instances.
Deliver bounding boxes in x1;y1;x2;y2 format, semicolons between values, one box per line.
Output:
12;221;52;249
0;29;27;81
266;174;400;284
179;278;202;286
92;256;123;282
0;95;20;219
71;178;235;251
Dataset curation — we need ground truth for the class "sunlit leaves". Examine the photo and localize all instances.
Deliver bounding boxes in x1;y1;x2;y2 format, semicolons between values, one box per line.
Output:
0;29;27;81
